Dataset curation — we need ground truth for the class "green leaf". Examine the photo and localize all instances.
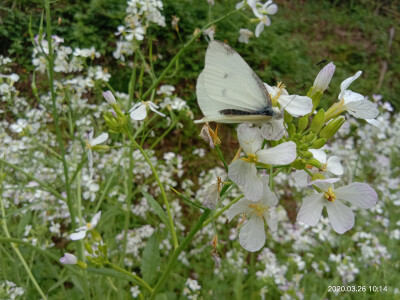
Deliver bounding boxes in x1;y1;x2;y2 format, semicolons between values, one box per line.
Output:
141;190;170;231
141;232;160;285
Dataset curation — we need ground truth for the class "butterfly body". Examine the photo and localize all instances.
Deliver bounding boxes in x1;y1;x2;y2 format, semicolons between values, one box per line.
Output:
195;40;282;124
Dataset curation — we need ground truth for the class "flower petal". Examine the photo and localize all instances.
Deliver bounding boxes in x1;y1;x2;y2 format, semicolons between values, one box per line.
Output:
228;159;263;201
264;207;277;232
60;253;78;265
260;119;285;141
91;211;102;227
239;217;265;252
342;90;365;103
259;176;278;207
257;141;297;165
130;104;147;120
237;124;263;154
326;200;354;234
266;3;278;15
293;170;309;187
70;230;87;241
345;100;379;119
279;95;312;117
309;149;326;164
335;183;378;209
326;156;343;175
311;179;339;190
226;198;253;221
339;71;362;99
91;133;108;146
255;22;264;38
296;193;324;226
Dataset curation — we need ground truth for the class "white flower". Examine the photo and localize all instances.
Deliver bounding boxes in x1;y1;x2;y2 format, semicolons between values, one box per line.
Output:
227;176;278;252
308;149;343;176
228;124;296;201
313;62;335;93
102;90;117;105
70;211;102;240
10;119;29;133
337;71;379;120
264;82;313;117
60;253;78;265
297;181;378;234
253;1;278;37
238;28;253;44
86;129;108;177
129;101;166;120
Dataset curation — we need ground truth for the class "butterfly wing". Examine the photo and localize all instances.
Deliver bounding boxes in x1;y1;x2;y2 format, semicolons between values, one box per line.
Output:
196;41;273;123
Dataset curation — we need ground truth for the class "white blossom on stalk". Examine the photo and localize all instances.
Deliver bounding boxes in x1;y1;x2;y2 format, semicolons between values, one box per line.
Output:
228;124;296;201
313;62;336;93
328;71;379;120
70;211;102;240
252;1;278;37
308;149;343;176
238;28;253;44
86;129;108;178
261;82;312;140
60;253;78;265
129;101;166;120
264;82;313;117
297;180;378;234
227;176;278;252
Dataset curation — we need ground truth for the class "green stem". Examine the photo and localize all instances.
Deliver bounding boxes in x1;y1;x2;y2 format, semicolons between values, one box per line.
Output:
215;145;228;171
106;262;153;293
0;197;48;300
150;210;211;299
44;0;76;228
141;8;242;100
127;134;179;249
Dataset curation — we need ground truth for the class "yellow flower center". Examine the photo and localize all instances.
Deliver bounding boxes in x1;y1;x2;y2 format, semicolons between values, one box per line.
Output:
248;203;269;218
86;222;92;229
271;82;286;106
324;187;336;202
241;153;258;163
86;142;92;149
320;163;327;172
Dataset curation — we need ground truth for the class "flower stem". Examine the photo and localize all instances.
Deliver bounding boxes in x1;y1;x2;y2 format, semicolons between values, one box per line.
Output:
127;133;179;249
106;262;153;293
150;210;211;299
0;196;48;300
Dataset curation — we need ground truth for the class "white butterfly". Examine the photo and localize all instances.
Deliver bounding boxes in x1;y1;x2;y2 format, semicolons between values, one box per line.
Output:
195;40;283;125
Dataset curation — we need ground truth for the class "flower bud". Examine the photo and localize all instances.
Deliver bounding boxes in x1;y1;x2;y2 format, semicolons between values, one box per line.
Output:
288;123;296;137
85;243;94;254
298;115;308;132
319;116;345;140
90;229;102;243
310;109;325;134
313;62;335;93
303;150;313;158
60;253;78;265
91;145;110;152
102;91;117;105
305;133;316;143
307;158;322;168
311;173;325;181
291;159;306;169
284;110;293;125
76;261;88;269
312;138;326;149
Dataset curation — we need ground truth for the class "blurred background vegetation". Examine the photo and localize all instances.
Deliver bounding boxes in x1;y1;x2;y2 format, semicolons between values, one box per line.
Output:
0;0;399;112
